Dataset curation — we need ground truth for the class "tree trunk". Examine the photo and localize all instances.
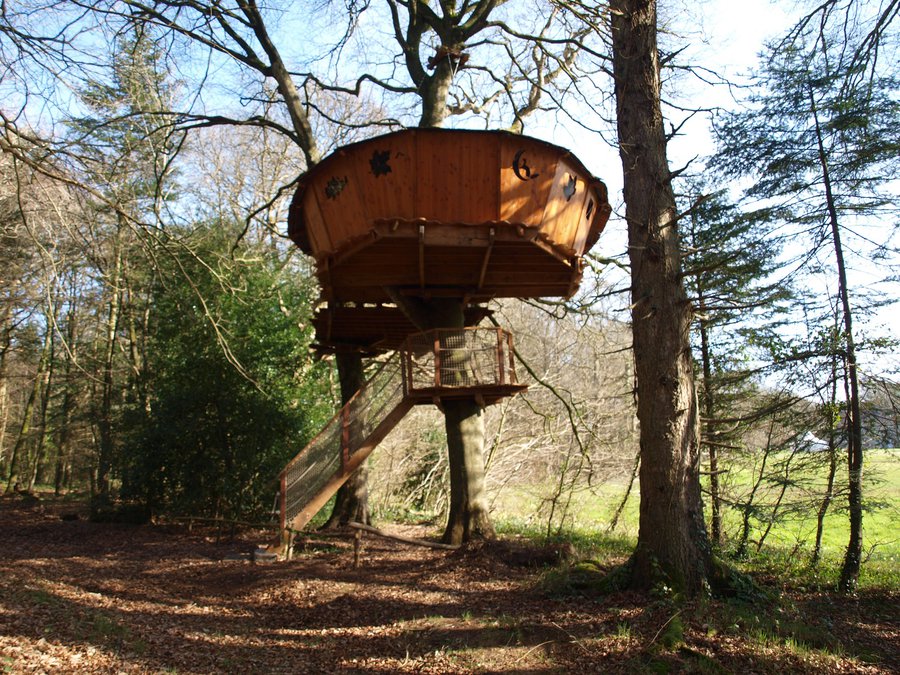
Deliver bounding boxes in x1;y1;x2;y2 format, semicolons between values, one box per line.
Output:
27;313;55;492
5;324;52;493
0;320;11;480
420;59;455;128
807;92;864;593
697;310;721;544
442;397;494;544
687;209;722;544
54;294;79;496
387;292;495;544
610;0;713;594
94;227;124;512
737;416;775;558
391;57;497;543
322;351;371;528
813;349;840;566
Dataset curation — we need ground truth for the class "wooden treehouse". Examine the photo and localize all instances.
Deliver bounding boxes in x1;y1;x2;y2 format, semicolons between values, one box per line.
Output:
290;128;612;352
278;128;611;537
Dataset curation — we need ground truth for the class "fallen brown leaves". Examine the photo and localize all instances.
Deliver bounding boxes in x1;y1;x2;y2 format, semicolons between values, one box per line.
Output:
1;494;897;674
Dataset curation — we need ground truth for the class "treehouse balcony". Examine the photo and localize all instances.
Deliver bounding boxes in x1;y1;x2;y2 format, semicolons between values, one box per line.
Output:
401;327;527;406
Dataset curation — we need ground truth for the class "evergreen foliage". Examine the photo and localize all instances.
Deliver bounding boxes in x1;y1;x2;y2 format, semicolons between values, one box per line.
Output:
681;186;792;543
711;29;899;592
119;225;331;522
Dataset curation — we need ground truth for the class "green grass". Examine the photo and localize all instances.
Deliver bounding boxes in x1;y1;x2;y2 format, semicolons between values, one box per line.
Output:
490;480;641;538
708;448;898;549
485;448;899;592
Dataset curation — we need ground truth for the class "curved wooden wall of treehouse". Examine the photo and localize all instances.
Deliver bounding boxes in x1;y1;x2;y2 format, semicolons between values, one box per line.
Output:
288;128;612;351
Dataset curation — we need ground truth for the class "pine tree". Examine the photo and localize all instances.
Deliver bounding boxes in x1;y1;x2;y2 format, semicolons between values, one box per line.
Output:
120;223;331;521
66;30;183;513
681;187;791;544
712;34;899;592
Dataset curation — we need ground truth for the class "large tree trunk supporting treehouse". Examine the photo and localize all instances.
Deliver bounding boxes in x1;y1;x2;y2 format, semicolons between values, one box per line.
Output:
322;351;371;528
420;58;455;128
442;397;494;544
387;291;495;545
411;54;495;543
610;0;713;594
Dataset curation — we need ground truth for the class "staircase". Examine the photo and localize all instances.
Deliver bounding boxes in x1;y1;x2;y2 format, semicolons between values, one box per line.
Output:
277;327;527;538
279;351;412;533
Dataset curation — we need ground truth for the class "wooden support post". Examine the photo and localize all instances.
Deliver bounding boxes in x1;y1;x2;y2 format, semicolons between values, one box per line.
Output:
400;346;410;397
281;528;295;561
433;333;442;388
477;227;495;290
286;399;415;533
418;224;426;289
496;328;506;385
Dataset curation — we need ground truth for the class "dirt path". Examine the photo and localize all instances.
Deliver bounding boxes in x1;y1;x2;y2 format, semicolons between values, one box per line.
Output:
1;495;897;673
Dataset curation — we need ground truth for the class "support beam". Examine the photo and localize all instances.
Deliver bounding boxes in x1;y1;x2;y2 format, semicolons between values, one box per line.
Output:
477;227;495;290
418;224;426;289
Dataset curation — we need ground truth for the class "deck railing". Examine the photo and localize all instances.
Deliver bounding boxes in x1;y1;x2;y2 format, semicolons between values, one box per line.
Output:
400;327;521;398
280;352;406;530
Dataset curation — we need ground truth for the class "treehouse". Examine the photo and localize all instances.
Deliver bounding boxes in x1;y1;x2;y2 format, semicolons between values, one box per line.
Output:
288;128;611;352
277;129;613;538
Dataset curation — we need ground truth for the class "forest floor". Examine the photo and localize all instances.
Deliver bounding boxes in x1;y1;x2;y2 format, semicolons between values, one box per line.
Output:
1;493;898;674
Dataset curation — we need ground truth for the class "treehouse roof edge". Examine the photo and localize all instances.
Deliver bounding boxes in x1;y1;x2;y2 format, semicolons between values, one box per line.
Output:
287;128;612;303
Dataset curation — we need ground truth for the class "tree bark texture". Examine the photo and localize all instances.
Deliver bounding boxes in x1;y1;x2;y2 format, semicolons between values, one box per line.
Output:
0;320;11;481
442;398;494;544
27;313;55;492
322;351;371;528
53;290;80;496
610;0;712;593
419;59;455;128
94;231;123;511
387;292;495;544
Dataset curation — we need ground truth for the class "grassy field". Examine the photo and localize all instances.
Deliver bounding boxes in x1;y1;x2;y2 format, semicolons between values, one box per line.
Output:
484;448;900;590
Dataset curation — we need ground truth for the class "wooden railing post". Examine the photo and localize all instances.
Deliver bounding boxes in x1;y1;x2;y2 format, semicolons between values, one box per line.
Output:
496;328;505;385
280;474;287;532
433;331;442;388
400;340;410;397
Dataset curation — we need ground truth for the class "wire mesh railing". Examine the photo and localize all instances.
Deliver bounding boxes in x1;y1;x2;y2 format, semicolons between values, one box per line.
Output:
401;327;519;393
280;352;405;529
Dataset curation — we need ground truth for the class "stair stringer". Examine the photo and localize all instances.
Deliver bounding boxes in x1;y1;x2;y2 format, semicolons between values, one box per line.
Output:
278;351;412;534
281;397;413;532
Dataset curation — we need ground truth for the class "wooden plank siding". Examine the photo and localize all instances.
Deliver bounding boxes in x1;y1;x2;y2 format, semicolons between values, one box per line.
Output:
498;141;558;227
287;129;611;346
